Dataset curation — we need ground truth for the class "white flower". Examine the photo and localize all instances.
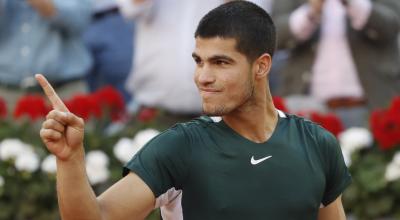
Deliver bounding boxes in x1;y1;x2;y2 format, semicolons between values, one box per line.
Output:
41;155;57;174
86;151;109;185
15;151;40;172
113;129;159;164
86;165;109;185
385;163;400;182
392;152;400;166
0;175;4;187
133;129;160;148
338;127;372;155
113;138;137;164
86;150;109;168
0;139;30;161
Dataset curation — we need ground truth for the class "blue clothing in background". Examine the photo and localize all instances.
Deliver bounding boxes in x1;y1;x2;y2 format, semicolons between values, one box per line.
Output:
0;0;92;87
83;8;134;102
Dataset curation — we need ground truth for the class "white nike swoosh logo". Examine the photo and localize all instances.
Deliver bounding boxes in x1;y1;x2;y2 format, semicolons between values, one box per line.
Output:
250;155;272;165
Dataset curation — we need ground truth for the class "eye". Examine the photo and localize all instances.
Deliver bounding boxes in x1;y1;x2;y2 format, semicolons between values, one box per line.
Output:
215;60;229;66
193;57;203;66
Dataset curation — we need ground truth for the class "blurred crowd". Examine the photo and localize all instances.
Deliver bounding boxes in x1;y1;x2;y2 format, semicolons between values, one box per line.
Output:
0;0;399;128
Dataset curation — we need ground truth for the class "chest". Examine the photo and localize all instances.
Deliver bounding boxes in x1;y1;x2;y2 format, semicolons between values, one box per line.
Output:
182;139;326;219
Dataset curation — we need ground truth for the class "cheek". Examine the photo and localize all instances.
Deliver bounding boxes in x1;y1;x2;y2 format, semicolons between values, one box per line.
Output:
193;70;200;87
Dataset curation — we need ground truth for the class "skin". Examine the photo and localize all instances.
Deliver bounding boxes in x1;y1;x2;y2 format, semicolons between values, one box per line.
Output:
192;37;277;143
309;0;325;15
37;36;346;219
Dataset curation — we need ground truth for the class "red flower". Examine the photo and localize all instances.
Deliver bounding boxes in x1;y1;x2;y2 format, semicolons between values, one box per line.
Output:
0;97;7;119
94;86;125;121
273;96;288;112
310;112;344;137
370;109;400;150
137;107;158;123
65;94;102;121
389;96;400;115
13;94;49;121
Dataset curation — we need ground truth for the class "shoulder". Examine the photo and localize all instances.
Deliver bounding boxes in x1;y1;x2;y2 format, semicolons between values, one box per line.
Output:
283;113;339;150
141;116;214;151
174;116;217;142
285;113;331;135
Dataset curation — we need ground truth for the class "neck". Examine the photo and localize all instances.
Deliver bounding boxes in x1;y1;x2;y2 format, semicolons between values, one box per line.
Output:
222;86;278;143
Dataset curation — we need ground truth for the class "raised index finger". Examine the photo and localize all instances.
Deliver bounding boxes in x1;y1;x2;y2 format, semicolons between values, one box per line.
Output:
35;74;69;112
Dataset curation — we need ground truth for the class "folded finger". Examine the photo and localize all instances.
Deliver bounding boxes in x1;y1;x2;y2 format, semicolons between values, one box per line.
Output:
40;128;62;141
43;119;65;133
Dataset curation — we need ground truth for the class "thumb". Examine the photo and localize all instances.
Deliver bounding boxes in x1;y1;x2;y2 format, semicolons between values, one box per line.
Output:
64;112;84;130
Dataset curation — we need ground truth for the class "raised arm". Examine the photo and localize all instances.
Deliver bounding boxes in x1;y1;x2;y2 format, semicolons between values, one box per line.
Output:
28;0;92;34
36;74;155;220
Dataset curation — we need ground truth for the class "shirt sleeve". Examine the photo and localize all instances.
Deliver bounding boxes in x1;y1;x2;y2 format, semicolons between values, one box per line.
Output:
319;130;352;206
115;0;154;21
123;124;191;198
353;0;400;43
346;0;372;30
289;4;319;41
49;0;92;34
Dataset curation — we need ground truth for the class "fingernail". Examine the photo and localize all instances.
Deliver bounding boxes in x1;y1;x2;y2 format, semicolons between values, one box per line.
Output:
61;112;68;117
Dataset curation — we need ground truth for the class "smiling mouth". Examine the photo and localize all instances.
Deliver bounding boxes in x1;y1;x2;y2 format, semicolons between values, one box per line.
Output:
199;87;221;93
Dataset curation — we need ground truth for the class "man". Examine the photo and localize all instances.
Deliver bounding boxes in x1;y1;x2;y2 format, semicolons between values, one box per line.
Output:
272;0;400;127
83;0;134;103
0;0;92;110
38;1;350;219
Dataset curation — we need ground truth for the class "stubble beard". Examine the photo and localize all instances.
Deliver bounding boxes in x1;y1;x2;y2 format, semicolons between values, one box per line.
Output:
202;77;254;116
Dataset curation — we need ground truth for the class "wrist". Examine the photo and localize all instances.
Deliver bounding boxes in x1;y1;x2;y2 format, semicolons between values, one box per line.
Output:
56;145;85;162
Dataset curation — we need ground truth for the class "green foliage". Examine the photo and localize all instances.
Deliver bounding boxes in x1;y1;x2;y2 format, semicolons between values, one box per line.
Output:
343;147;400;220
0;115;167;220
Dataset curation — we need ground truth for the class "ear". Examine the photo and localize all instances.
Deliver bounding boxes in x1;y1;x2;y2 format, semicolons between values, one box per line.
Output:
253;53;272;79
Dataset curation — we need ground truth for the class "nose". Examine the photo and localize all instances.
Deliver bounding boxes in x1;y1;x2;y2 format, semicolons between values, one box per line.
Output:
195;65;215;86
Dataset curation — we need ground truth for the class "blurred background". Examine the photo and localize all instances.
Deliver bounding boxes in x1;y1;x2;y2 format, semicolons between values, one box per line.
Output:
0;0;399;219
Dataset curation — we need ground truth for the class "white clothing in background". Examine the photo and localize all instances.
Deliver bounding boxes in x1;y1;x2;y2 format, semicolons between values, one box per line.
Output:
117;0;223;114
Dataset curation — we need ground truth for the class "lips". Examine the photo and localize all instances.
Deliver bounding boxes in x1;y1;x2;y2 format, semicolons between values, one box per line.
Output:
199;88;221;99
199;87;221;93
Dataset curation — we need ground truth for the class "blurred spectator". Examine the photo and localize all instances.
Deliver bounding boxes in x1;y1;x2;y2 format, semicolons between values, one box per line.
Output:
272;0;400;127
0;0;92;110
116;0;224;119
83;0;134;103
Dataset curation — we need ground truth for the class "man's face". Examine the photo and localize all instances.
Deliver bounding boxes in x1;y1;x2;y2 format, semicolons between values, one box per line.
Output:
192;37;255;116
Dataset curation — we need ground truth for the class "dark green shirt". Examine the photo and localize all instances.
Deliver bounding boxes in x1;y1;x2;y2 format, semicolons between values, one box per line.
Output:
124;112;351;220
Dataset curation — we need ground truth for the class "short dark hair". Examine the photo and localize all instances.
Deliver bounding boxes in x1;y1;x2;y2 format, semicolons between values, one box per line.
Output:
195;1;276;62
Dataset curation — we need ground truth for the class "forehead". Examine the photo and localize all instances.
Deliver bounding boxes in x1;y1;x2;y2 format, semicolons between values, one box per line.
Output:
194;37;243;58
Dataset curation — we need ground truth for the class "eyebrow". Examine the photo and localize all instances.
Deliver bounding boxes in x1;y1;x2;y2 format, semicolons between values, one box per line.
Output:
192;53;235;63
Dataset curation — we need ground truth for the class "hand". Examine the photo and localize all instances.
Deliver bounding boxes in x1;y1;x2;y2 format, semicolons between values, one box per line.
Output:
308;0;324;15
36;74;85;161
27;0;56;18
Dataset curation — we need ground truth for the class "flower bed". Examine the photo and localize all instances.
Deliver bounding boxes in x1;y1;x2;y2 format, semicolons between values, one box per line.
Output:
0;91;399;219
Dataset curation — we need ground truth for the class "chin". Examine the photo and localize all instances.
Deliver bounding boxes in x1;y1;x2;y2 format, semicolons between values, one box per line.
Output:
202;103;230;116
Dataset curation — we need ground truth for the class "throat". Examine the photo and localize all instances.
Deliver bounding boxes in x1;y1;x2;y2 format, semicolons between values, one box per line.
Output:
222;110;279;143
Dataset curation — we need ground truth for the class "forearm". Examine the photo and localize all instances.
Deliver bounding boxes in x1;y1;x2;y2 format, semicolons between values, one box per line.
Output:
27;0;56;18
56;150;103;220
48;0;92;34
272;2;318;49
